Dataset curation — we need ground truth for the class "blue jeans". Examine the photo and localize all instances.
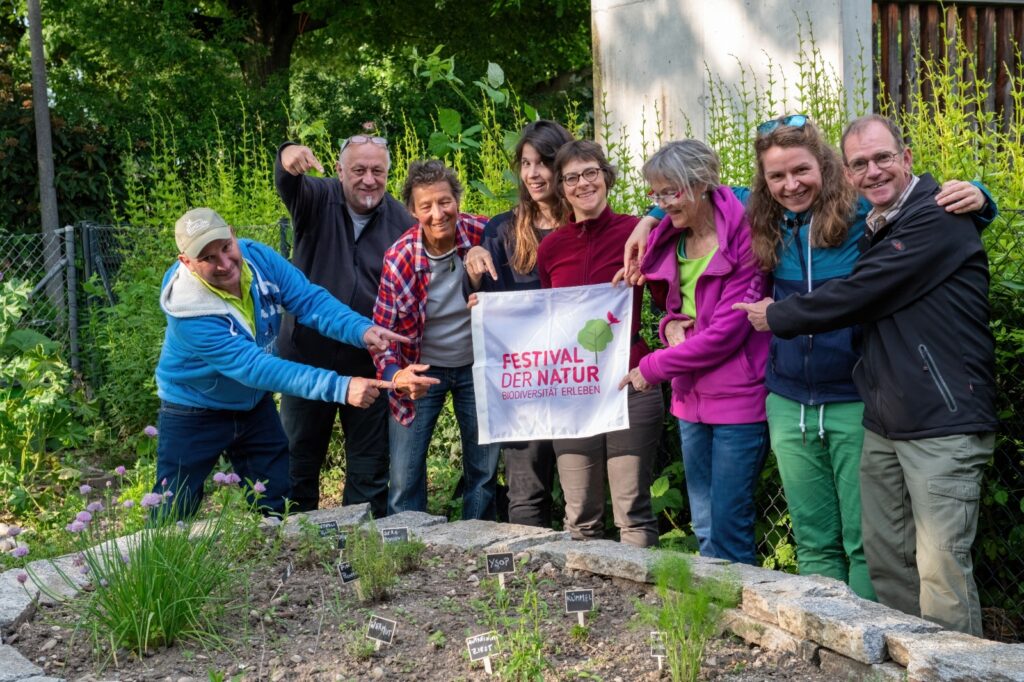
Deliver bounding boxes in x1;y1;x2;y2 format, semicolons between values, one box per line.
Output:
155;395;291;517
678;419;768;564
388;364;498;519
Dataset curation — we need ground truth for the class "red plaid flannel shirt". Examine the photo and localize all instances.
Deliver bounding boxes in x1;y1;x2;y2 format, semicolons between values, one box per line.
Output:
372;213;487;425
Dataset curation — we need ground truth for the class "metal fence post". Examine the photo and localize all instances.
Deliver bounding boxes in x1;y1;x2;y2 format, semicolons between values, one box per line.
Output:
63;224;80;372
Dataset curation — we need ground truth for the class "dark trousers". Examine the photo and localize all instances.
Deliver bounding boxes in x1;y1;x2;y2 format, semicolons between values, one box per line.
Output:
281;392;390;518
503;439;556;527
154;395;290;517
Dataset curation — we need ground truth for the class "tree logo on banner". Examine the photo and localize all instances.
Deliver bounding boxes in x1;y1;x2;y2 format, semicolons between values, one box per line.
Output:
577;311;622;363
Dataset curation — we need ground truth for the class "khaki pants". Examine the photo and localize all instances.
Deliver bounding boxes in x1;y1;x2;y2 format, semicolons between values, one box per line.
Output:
860;429;993;635
554;387;663;548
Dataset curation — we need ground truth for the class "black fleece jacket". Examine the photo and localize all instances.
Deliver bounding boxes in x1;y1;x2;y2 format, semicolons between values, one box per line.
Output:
274;141;415;374
767;173;997;440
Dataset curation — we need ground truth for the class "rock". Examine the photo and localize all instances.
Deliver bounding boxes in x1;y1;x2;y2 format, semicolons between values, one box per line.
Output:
722;608;820;663
777;595;940;664
370;667;384;679
467;574;480;585
271;669;286;681
278;505;372;536
0;644;45;682
290;654;303;664
817;648;906;681
514;551;531;565
418;519;566;553
563;540;661;584
38;639;56;652
886;629;1024;681
741;574;853;625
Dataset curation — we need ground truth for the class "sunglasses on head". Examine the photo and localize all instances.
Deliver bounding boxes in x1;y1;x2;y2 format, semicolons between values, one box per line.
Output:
339;135;388;154
756;114;809;136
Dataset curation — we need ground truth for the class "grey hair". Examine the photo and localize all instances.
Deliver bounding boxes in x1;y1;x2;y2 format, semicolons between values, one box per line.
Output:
840;114;905;163
339;141;391;171
642;140;721;198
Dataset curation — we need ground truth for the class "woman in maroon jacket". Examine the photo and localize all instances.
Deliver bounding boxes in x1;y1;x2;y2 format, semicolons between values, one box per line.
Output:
536;140;663;547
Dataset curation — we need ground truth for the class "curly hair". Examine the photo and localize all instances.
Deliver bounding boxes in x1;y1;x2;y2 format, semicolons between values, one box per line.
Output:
747;119;858;272
509;120;574;274
401;159;463;208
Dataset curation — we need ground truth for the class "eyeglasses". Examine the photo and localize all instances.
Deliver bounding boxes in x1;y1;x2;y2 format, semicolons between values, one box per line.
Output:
339;135;388;154
756;114;809;136
646;188;684;205
846;151;900;175
561;167;602;187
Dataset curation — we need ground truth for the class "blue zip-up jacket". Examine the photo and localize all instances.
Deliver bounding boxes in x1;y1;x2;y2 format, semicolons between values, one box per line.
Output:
156;239;373;410
767;186;996;406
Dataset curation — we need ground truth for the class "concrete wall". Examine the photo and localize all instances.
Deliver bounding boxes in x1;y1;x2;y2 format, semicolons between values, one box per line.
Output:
591;0;871;160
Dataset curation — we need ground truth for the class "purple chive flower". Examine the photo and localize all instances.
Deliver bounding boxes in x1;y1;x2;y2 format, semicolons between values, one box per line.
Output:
11;545;28;558
87;502;103;513
7;526;21;537
114;465;127;476
79;565;90;575
121;553;130;564
122;499;135;509
76;511;93;523
67;520;87;533
143;425;159;438
140;492;162;509
226;473;241;486
160;478;168;488
253;481;267;494
99;578;109;587
162;490;174;499
213;472;228;485
79;484;92;495
16;573;27;585
72;553;84;567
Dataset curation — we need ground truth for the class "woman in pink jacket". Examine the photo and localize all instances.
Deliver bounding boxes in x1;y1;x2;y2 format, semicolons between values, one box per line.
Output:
619;140;771;563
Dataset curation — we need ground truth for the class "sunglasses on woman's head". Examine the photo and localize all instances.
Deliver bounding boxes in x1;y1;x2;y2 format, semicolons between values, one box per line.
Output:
756;114;809;136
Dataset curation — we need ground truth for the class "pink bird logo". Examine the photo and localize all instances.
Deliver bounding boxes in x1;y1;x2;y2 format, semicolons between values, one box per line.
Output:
607;311;621;325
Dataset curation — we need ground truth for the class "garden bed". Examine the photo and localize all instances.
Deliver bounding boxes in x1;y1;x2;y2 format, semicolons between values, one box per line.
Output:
7;541;829;681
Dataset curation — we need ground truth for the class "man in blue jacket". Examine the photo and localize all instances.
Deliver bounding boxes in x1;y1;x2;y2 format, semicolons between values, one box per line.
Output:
154;207;411;517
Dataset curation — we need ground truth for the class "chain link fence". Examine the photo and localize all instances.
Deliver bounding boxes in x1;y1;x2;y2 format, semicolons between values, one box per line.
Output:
2;213;1024;635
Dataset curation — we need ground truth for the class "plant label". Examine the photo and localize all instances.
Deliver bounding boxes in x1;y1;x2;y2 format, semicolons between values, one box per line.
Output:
564;589;594;613
485;552;515;575
317;520;339;537
280;560;293;584
337;560;359;584
337;532;347;551
380;527;410;543
366;615;397;647
651;630;667;669
465;631;499;661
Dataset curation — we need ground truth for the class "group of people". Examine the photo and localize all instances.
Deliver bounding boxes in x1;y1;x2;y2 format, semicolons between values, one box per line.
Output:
152;112;997;637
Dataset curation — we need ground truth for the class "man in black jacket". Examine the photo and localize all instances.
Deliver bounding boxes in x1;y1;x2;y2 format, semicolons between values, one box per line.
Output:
275;135;417;517
736;115;997;636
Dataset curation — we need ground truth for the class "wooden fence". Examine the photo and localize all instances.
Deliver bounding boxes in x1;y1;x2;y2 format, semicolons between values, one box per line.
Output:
873;0;1024;126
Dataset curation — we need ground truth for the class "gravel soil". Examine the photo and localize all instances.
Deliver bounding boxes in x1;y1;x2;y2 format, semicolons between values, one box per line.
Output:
8;543;832;681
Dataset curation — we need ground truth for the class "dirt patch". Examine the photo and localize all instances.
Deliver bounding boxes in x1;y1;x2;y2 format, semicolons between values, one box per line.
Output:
8;544;831;681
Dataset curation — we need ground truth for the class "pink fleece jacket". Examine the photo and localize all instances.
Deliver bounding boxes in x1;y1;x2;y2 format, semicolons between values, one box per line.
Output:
637;185;770;424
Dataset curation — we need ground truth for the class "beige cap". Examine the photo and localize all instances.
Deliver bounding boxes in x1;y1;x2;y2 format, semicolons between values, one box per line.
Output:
175;208;232;259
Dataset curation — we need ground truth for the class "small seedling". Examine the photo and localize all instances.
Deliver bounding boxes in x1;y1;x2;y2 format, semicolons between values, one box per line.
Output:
428;630;447;649
569;623;590;642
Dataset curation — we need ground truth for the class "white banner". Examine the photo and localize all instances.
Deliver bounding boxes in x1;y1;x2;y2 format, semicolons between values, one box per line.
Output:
471;283;633;444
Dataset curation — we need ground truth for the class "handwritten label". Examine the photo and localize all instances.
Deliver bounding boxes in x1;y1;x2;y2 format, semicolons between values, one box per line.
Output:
317;520;339;537
485;552;515;575
337;532;347;551
564;589;594;613
650;631;667;658
465;631;500;661
380;527;410;543
366;615;397;645
337;560;359;584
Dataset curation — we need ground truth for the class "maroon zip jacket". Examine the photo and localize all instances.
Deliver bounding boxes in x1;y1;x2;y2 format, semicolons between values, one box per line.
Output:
537;204;650;369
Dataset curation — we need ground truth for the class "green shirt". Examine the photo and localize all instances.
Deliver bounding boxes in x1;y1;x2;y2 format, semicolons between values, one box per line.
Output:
676;237;717;319
191;261;256;334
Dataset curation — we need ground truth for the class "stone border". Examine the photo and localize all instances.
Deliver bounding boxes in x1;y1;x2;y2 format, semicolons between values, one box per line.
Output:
4;508;1023;681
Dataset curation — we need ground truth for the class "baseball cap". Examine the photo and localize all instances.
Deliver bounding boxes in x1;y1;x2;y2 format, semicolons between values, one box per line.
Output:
175;208;233;259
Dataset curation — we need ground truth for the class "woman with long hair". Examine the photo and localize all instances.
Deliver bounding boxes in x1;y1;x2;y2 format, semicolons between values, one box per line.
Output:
463;120;573;527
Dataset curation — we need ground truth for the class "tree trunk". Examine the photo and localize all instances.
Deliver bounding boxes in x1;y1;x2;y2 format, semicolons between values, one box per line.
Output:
26;0;64;315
